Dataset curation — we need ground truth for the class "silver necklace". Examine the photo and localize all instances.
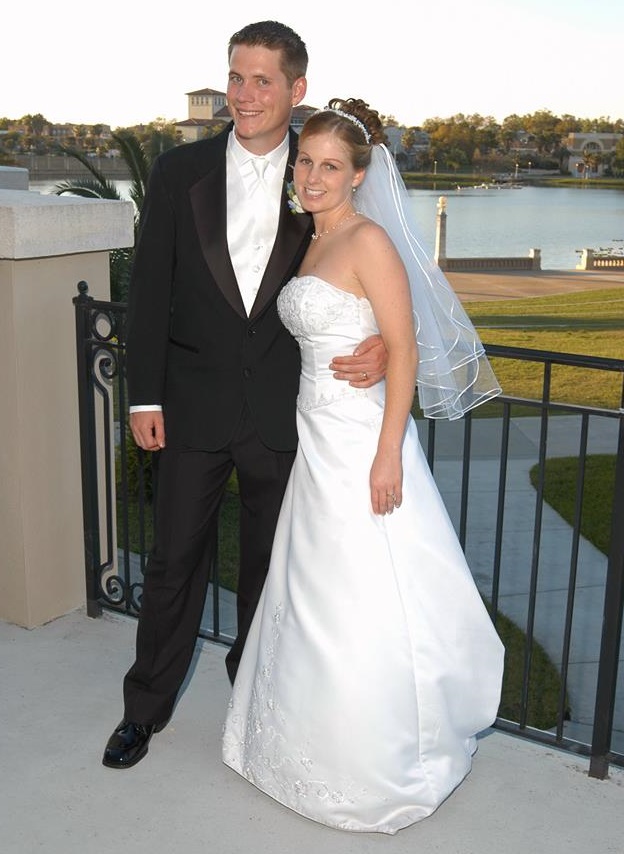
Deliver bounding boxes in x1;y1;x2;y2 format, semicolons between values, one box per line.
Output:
311;210;359;241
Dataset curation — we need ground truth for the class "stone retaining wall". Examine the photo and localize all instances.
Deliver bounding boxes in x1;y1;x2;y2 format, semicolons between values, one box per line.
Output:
10;154;131;180
439;249;541;272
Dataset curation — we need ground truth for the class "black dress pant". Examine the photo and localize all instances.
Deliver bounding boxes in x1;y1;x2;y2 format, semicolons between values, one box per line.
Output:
122;406;295;724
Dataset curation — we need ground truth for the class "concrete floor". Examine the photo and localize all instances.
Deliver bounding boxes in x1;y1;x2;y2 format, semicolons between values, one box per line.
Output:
1;608;623;854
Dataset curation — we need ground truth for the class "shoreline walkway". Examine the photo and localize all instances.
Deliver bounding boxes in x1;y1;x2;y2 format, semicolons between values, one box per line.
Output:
446;267;624;301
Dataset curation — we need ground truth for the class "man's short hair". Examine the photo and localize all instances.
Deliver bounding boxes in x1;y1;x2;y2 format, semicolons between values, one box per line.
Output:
228;20;308;84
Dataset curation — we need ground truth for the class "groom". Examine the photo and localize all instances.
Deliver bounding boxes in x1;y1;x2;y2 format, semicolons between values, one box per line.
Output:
102;20;385;769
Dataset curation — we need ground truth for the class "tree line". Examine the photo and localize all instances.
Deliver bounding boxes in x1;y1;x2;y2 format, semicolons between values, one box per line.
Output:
3;108;623;302
393;110;624;175
2;108;624;174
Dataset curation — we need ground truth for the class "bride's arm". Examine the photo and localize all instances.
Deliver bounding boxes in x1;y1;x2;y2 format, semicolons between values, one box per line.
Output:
354;223;418;515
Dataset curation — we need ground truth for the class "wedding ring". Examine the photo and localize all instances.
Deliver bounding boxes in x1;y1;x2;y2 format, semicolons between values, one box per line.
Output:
387;493;396;500
362;371;368;380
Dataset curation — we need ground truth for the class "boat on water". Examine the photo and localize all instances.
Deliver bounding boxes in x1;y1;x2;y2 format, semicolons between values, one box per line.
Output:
455;182;523;192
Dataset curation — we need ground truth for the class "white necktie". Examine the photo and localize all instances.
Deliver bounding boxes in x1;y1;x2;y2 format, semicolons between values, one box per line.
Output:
251;157;269;195
227;155;279;315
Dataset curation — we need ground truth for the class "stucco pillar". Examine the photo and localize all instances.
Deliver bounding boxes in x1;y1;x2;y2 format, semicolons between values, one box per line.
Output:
0;188;134;627
576;249;594;270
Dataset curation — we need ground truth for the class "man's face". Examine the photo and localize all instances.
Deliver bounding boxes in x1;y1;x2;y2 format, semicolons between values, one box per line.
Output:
227;44;306;155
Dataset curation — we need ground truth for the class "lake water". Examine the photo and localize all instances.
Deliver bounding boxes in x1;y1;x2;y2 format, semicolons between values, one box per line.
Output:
30;180;624;271
408;185;624;270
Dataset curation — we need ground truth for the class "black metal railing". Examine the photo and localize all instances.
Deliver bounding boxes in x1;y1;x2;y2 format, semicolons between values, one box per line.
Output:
73;282;230;641
74;284;624;779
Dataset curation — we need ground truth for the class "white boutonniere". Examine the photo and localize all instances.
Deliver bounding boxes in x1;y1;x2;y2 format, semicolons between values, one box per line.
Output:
286;181;304;214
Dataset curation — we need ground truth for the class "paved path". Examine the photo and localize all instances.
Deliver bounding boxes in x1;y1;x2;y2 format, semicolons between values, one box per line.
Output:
447;268;624;301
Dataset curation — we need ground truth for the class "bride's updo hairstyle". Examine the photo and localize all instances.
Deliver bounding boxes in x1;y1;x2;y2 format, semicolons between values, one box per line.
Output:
300;98;387;170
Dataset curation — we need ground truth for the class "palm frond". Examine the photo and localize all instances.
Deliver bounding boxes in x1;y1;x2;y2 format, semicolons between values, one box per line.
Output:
53;178;123;200
55;144;109;185
112;131;151;209
50;130;159;299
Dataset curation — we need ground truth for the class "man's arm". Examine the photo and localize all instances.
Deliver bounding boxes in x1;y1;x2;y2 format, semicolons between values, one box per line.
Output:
330;334;388;387
126;156;176;409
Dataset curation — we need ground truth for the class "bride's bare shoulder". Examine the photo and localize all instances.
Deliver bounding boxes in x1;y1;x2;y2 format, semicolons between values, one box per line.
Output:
352;215;396;251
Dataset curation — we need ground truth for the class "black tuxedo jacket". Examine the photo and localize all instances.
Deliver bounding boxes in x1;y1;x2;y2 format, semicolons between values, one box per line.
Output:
126;125;313;452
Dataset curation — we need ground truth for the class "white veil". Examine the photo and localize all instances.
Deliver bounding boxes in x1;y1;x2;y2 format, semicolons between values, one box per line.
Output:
356;144;502;420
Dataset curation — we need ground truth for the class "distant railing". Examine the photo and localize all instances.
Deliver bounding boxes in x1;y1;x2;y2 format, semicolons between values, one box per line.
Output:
576;249;624;270
74;283;624;779
13;153;131;181
440;256;538;272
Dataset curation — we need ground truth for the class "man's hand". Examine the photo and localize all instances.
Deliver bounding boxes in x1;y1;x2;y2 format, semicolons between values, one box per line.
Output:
130;411;166;451
330;334;388;388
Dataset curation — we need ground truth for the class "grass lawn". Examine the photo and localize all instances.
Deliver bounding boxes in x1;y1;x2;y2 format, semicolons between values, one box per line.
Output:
408;288;624;421
529;454;616;557
467;288;624;411
496;611;569;727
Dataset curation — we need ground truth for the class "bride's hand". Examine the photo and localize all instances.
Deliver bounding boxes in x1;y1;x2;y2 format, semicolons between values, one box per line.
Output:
370;453;403;515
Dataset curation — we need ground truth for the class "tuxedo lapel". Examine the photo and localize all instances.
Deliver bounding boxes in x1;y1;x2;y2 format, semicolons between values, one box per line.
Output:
189;127;312;321
250;196;311;320
189;137;247;317
250;133;313;320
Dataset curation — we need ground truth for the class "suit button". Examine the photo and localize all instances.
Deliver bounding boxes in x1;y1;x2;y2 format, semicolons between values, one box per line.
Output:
247;327;256;337
243;368;251;378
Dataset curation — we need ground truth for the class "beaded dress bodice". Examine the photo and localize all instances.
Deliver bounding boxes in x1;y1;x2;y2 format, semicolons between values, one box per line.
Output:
277;275;382;412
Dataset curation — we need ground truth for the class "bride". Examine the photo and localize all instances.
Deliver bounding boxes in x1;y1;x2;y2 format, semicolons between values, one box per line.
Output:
222;98;505;834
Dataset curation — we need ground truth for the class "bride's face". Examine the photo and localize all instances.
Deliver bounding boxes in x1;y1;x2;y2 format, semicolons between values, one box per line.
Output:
294;133;364;214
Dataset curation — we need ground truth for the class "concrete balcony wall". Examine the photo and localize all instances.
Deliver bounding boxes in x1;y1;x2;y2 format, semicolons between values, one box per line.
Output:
0;189;134;627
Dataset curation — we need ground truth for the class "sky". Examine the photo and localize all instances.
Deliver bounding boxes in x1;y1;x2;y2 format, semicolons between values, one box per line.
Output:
4;0;622;129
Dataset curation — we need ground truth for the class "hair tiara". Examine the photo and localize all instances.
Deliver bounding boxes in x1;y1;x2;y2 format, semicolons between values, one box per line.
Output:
316;107;371;143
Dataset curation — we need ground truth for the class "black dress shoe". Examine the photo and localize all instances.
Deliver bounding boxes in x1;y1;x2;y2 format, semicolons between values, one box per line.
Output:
102;719;160;769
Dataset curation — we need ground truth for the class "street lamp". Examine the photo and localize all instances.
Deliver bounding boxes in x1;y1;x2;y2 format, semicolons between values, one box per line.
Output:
514;162;519;179
528;160;532;175
433;160;437;175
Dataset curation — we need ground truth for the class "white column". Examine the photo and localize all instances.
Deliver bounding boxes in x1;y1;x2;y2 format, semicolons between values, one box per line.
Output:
434;195;448;269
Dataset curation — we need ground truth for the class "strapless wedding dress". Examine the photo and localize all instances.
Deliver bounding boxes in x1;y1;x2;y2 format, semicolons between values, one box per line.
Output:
222;275;504;834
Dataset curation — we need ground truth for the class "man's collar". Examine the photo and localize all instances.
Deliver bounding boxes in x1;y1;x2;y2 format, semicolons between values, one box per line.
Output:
228;131;290;169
